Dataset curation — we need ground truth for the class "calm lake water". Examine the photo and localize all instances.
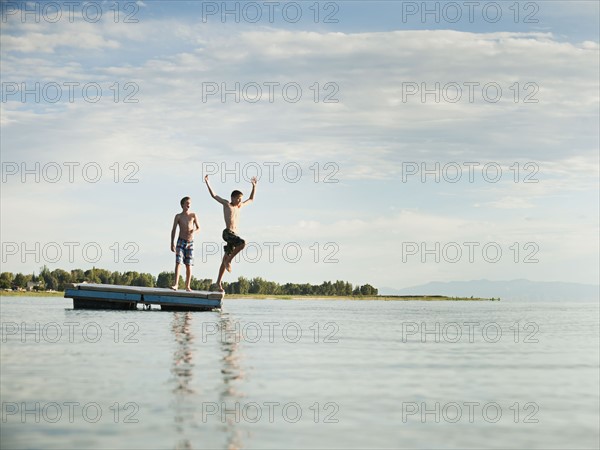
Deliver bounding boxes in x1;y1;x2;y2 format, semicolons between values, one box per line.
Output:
1;297;598;449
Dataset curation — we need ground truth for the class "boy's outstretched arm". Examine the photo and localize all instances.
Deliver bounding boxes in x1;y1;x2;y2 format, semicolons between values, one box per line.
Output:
244;176;257;205
204;175;227;204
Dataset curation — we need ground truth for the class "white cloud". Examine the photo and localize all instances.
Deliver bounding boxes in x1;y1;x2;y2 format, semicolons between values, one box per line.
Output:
1;20;598;285
1;28;120;53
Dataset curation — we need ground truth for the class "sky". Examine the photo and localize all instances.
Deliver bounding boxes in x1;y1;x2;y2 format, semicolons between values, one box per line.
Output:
1;0;599;290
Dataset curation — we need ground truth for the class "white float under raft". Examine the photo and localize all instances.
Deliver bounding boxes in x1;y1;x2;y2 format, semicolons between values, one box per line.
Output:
64;283;223;311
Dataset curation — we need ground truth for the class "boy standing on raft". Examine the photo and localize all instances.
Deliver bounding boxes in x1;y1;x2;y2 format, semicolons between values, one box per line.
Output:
204;174;257;292
171;196;200;291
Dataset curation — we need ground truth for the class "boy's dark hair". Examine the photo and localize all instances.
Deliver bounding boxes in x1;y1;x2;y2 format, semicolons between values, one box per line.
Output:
231;190;243;198
180;196;191;207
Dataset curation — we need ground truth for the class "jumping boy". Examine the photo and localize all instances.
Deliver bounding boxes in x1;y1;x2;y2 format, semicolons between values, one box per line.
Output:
171;196;200;291
204;174;257;292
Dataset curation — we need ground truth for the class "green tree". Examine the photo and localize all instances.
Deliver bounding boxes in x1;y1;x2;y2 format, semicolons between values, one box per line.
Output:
0;272;14;289
265;281;280;294
39;266;58;290
132;273;155;287
300;284;313;295
91;268;112;284
70;269;85;283
227;280;239;294
281;283;297;295
225;281;236;294
319;281;334;296
359;284;377;295
238;277;250;294
190;277;212;291
345;282;353;296
83;268;101;283
156;271;173;288
119;271;138;286
13;273;30;289
333;280;349;296
51;269;71;290
249;277;265;294
109;271;122;285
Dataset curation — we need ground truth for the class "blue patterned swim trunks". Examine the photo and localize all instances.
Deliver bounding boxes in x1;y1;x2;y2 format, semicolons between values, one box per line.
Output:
176;238;194;265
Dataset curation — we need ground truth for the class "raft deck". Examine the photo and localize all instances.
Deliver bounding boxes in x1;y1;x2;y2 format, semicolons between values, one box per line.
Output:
64;283;223;311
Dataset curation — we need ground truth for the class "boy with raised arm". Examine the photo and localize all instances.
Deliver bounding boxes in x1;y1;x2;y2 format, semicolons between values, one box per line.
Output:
204;175;257;292
171;196;200;291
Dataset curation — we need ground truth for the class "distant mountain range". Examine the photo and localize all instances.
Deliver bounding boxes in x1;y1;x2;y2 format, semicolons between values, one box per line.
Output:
380;279;599;301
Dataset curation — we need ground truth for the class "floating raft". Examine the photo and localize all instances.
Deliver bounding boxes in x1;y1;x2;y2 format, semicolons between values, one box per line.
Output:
64;283;223;311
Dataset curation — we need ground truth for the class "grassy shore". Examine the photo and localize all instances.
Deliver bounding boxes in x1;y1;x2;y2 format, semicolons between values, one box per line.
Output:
1;290;497;301
1;290;64;297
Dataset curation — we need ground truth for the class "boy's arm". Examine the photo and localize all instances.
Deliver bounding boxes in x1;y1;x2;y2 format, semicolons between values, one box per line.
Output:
204;175;227;204
171;215;179;252
243;176;257;206
193;214;200;235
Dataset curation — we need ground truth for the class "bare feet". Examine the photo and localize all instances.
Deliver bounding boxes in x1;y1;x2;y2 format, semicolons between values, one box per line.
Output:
170;285;178;290
217;282;224;292
185;286;192;292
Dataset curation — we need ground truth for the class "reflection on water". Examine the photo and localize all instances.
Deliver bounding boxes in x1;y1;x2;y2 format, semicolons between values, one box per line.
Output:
172;312;195;394
219;311;245;450
169;311;246;450
219;311;245;394
171;312;194;450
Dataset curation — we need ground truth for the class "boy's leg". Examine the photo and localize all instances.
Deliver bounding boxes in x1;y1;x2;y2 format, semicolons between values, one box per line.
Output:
224;242;245;270
171;263;181;290
185;264;192;291
216;260;227;292
172;238;186;290
184;241;194;291
217;230;245;291
222;230;246;272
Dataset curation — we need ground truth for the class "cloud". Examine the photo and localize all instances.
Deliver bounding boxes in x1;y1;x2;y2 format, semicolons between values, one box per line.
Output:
1;20;598;285
3;27;597;174
1;24;120;53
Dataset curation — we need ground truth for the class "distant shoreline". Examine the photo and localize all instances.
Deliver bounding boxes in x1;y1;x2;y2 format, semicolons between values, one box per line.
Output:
0;290;498;301
225;294;497;301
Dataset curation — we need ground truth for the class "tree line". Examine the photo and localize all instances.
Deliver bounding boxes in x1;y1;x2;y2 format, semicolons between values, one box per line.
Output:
0;266;378;296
